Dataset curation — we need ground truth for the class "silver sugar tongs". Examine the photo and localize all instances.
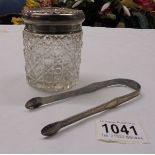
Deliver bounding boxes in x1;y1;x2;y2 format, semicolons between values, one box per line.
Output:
25;78;141;137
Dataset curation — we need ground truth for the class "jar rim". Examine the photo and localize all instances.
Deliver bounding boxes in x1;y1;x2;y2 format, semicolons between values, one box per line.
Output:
22;7;85;25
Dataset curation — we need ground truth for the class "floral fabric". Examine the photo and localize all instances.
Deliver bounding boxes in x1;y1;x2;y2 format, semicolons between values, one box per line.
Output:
25;0;53;8
10;0;155;28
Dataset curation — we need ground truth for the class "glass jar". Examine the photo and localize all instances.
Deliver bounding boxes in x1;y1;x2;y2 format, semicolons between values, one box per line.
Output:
22;7;85;92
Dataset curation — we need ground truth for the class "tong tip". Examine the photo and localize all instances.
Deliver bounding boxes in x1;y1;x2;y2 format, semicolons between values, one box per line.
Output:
41;121;62;136
25;97;42;109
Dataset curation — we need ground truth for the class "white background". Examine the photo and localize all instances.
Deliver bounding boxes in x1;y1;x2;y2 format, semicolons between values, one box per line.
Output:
0;25;155;153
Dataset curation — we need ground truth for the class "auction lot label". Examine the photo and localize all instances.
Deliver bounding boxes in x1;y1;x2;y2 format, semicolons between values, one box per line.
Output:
96;120;149;144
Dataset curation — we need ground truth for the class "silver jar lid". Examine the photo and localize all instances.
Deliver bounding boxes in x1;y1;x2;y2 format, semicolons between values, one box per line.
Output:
22;7;85;34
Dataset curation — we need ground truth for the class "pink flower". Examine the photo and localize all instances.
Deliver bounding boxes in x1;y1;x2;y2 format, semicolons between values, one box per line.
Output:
39;0;53;7
134;0;155;11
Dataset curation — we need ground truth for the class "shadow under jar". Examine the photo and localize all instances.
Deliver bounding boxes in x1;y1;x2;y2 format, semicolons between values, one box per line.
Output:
22;7;85;92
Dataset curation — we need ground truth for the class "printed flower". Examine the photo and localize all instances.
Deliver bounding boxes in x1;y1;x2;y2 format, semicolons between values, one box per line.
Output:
38;0;54;7
11;17;24;25
25;0;40;8
134;0;155;11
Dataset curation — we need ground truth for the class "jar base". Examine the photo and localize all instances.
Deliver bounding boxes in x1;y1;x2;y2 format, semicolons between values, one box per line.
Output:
26;76;78;93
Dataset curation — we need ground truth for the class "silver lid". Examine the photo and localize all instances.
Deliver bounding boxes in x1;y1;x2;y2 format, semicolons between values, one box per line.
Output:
22;7;85;34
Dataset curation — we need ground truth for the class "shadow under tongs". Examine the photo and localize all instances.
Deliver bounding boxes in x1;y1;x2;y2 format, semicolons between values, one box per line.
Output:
42;95;142;140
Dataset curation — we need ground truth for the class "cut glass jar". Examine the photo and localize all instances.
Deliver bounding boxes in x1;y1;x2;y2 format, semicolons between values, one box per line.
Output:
22;7;85;92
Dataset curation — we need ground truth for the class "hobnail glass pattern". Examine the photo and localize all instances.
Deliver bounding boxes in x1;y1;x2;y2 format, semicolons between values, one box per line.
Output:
23;30;82;92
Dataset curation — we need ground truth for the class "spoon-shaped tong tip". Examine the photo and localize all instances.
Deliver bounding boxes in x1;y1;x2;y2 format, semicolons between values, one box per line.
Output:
41;121;62;136
25;97;42;109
